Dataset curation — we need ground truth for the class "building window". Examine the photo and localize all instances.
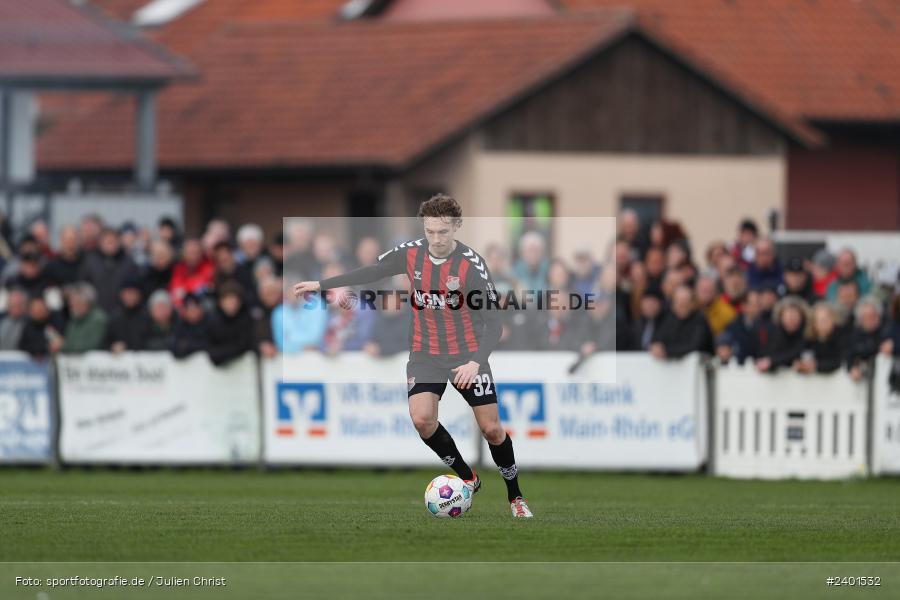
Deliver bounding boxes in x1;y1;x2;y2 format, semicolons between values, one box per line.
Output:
620;193;664;227
509;192;554;256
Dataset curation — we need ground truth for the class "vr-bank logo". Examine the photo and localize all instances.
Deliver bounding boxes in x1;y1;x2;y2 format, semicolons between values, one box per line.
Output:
496;383;547;438
276;383;327;437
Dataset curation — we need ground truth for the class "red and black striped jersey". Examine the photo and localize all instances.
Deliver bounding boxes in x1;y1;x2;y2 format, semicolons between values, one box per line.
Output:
319;239;502;364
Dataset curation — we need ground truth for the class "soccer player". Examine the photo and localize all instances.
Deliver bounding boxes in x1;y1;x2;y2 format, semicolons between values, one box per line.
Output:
292;194;532;518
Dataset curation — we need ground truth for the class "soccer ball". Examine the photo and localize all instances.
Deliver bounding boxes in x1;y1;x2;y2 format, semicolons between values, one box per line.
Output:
424;474;472;518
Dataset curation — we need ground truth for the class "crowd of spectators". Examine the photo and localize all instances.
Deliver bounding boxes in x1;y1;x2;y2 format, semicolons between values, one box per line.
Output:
0;214;284;366
1;211;898;382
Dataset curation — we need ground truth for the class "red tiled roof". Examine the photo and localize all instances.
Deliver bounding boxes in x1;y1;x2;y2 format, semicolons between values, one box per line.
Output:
0;0;190;85
562;0;900;122
39;13;644;170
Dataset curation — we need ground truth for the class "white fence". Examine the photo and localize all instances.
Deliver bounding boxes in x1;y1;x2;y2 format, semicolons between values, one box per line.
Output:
713;364;868;479
1;349;897;479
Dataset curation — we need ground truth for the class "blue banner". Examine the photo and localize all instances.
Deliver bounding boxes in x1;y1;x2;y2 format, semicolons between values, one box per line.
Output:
0;355;53;463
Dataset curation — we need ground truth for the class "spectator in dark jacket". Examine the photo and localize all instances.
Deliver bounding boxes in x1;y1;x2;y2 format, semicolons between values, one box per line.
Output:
78;227;137;314
17;295;65;359
715;289;773;364
8;251;53;299
650;285;713;359
145;290;175;351
171;292;209;358
746;238;783;291
44;226;84;287
756;296;809;373
363;286;410;357
139;240;175;299
207;280;255;366
106;276;152;352
783;257;817;303
846;296;893;381
252;277;281;359
0;287;28;350
631;285;664;351
800;302;845;374
212;241;258;307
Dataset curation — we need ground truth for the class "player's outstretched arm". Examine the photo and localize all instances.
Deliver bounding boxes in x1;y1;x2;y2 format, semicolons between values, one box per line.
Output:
292;246;407;298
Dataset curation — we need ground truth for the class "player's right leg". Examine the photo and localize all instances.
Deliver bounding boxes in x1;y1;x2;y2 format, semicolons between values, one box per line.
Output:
407;359;476;481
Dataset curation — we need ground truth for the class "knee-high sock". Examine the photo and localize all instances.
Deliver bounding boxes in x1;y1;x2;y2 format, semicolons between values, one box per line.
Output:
488;433;523;502
421;423;474;480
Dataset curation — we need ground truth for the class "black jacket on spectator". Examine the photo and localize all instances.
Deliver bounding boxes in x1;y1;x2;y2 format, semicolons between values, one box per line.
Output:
45;253;84;287
79;249;138;314
368;311;409;356
806;330;846;373
251;304;275;347
7;270;53;299
17;313;66;358
171;316;210;359
215;265;258;307
139;264;174;299
846;325;890;368
145;320;175;351
651;309;713;358
719;317;774;364
206;305;255;366
106;305;153;350
764;322;807;370
631;314;663;351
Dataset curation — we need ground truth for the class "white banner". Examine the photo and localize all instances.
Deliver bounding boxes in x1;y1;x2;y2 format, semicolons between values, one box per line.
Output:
480;352;707;471
0;352;53;463
872;354;900;475
58;352;260;464
264;353;479;466
714;363;868;480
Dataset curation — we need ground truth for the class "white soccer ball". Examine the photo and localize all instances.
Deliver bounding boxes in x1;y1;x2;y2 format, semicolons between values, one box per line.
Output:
424;474;472;518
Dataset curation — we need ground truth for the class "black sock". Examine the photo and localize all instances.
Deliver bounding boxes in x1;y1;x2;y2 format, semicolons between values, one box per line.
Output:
489;433;523;502
421;423;474;480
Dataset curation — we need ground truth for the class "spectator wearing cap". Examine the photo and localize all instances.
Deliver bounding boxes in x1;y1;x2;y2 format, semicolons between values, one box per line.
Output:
252;277;282;359
756;296;809;373
105;275;152;353
746;238;783;291
120;222;150;267
140;240;176;299
0;287;28;350
729;219;758;269
716;289;772;365
631;285;664;351
783;257;816;304
811;249;837;298
846;296;893;381
696;275;737;338
800;302;846;374
157;216;183;252
78;227;138;314
169;238;214;307
512;231;550;294
17;295;65;359
61;283;108;353
236;223;266;266
7;250;52;299
171;292;209;358
207;280;255;367
145;290;175;351
212;241;257;307
45;226;84;287
826;249;872;301
650;285;713;360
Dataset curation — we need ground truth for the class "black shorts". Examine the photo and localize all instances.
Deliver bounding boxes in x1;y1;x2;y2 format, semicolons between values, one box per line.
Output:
406;355;497;407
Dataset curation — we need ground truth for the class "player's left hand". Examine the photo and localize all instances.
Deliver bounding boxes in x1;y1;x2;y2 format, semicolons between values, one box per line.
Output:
451;361;480;389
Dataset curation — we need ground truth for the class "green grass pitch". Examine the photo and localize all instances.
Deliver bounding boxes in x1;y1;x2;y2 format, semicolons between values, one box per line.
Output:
2;469;898;599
